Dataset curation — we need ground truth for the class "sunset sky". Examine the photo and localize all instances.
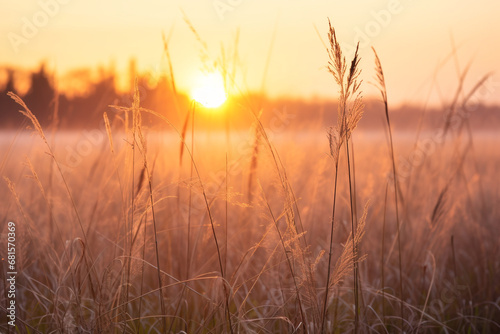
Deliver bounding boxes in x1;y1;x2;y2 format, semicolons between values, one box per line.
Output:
1;0;499;106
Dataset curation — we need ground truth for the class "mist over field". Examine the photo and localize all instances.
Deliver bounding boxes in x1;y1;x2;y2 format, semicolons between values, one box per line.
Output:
1;1;500;333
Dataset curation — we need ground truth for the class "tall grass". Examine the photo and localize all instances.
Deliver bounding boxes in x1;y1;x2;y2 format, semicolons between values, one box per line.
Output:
322;20;364;334
372;47;404;331
1;21;499;334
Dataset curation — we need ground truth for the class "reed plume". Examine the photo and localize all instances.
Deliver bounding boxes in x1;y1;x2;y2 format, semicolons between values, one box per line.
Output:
322;19;364;334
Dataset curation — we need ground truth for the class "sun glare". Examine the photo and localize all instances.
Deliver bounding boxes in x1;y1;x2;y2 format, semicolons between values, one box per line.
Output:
191;71;227;108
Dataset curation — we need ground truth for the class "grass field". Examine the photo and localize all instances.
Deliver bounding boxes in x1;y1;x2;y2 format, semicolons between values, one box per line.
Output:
1;24;499;334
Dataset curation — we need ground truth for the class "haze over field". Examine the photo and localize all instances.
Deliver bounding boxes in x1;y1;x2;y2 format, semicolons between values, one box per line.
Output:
1;0;500;106
1;1;499;333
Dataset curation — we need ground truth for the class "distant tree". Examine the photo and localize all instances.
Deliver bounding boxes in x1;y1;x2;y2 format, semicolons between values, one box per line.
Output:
3;68;16;93
0;68;22;127
24;63;55;126
81;65;118;126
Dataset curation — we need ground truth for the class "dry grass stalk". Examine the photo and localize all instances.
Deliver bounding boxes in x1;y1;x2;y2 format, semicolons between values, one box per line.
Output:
7;92;99;302
372;47;405;329
138;105;234;333
4;17;499;333
322;19;364;334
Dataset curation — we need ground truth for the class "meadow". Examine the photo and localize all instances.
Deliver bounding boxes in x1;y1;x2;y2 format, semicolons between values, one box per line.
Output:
1;24;499;333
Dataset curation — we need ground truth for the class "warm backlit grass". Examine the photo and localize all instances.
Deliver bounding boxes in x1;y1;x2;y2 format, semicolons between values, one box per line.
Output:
1;23;499;334
1;103;498;333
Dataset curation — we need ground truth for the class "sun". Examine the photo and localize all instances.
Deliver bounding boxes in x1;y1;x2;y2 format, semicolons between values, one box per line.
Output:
191;71;227;108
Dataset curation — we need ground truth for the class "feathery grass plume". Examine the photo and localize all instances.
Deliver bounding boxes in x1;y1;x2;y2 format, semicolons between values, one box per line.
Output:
327;127;340;161
329;203;368;289
103;112;114;154
372;47;405;329
322;19;364;334
7;92;99;299
8;92;44;139
259;182;308;332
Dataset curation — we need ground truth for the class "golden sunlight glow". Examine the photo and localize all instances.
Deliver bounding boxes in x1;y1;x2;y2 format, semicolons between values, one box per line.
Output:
191;71;227;108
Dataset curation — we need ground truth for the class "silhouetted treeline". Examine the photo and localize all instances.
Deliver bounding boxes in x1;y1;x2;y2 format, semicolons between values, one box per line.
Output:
0;63;191;129
1;64;498;132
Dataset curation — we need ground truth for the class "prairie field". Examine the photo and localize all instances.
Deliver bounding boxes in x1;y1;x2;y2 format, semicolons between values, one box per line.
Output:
1;95;499;333
1;4;500;332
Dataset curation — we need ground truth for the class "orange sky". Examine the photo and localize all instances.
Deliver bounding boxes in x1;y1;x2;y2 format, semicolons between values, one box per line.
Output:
1;0;499;106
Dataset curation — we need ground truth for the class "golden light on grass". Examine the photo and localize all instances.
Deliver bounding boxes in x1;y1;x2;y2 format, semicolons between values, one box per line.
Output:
190;71;227;108
2;12;499;333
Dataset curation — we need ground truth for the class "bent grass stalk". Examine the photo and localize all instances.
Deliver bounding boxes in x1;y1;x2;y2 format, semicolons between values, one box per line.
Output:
249;109;311;330
372;47;404;329
8;92;101;308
